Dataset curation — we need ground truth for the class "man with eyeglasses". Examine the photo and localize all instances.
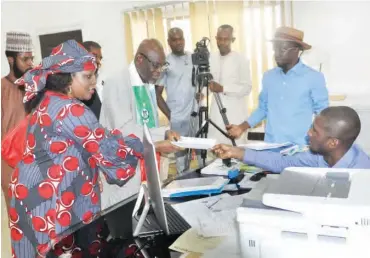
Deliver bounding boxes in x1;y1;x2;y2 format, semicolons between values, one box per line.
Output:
207;24;252;145
99;39;179;212
101;38;169;133
227;26;329;146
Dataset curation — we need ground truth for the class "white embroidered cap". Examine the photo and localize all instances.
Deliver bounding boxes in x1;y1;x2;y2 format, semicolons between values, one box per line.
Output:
5;31;34;52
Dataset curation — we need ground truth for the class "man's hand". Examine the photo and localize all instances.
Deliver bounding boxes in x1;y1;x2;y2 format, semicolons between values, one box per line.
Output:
209;81;223;93
165;130;181;141
227;123;248;139
212;144;245;161
195;93;205;102
155;140;181;154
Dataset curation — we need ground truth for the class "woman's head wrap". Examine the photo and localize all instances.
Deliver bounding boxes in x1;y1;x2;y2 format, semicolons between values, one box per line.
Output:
15;40;96;103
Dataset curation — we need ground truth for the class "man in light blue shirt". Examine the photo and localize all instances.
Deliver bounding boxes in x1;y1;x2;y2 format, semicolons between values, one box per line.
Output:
213;106;370;172
157;28;200;173
227;27;329;145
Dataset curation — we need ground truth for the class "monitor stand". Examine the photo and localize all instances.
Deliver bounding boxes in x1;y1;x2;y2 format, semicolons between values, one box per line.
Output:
132;184;151;237
132;184;152;258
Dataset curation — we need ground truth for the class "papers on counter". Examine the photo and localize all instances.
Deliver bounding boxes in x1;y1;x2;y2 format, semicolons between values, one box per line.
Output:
197;209;237;237
169;228;224;254
171;137;216;150
169;174;281;257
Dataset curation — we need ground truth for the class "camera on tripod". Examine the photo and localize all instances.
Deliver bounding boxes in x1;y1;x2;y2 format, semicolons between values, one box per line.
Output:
191;37;210;66
186;37;235;169
191;38;213;88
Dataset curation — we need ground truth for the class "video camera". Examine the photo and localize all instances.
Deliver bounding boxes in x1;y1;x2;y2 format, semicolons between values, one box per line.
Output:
191;37;210;66
191;38;212;88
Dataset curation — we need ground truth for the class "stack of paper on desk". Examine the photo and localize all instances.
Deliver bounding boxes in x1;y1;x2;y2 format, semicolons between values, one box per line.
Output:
162;177;229;198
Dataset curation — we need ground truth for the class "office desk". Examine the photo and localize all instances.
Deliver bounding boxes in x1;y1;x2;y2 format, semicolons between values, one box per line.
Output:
133;167;253;258
75;164;255;257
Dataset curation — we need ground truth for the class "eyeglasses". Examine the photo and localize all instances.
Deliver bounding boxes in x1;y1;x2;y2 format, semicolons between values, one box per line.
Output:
139;52;169;72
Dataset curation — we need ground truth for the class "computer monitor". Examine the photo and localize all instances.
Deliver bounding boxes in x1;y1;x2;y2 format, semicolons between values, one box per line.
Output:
142;124;170;235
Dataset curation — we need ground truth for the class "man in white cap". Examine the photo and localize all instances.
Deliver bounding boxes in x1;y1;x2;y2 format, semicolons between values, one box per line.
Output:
1;31;34;212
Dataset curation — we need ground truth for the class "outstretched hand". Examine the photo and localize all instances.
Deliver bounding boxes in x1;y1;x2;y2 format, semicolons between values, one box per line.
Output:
211;144;245;161
165;130;181;142
155;140;182;154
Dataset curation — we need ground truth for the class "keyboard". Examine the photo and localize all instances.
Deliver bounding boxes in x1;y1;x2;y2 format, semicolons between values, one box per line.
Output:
165;203;191;235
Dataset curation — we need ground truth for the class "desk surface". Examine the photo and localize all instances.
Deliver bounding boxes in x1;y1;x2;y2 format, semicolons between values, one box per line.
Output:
77;163;256;257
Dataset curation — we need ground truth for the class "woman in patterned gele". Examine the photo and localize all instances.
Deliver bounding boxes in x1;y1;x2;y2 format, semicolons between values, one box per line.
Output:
9;40;178;258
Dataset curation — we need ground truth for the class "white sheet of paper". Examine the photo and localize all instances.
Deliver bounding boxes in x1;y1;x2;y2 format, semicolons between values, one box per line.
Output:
239;141;292;151
172;194;231;229
210;194;245;212
172;137;216;150
197;209;237;237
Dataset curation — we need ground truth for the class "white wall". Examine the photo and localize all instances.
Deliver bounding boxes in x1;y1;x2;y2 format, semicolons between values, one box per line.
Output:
293;1;370;153
1;1;174;77
1;1;178;77
293;0;370;96
1;1;125;76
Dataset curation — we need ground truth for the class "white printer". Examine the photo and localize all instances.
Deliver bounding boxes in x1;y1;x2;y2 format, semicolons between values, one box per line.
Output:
237;167;370;258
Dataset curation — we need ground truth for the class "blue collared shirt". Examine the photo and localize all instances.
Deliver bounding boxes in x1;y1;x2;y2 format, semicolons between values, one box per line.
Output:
247;60;329;145
243;144;370;173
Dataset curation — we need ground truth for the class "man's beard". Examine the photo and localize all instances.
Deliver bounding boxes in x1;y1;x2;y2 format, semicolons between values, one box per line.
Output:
13;59;30;79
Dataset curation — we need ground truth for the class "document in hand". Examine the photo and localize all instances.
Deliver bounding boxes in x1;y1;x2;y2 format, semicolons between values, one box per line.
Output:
162;177;229;198
171;136;216;149
239;141;292;151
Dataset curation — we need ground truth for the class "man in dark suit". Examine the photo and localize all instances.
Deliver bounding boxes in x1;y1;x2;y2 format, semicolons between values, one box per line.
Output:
82;41;103;119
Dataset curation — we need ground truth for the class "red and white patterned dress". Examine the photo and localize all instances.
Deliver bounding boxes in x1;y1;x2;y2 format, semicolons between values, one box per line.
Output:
9;91;143;258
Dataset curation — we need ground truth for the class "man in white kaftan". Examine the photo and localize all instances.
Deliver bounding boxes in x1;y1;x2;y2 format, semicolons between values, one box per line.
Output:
207;24;252;145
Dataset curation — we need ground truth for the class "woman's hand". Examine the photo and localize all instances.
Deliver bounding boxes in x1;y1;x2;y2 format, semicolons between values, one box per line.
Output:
165;130;181;141
155;140;181;154
212;144;245;161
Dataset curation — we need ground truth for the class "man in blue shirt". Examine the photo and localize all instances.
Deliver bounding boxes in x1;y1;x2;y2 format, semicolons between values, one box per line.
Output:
227;27;329;145
213;106;370;172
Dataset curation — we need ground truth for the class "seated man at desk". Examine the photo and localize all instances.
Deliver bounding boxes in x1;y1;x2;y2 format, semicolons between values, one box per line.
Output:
213;106;370;172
